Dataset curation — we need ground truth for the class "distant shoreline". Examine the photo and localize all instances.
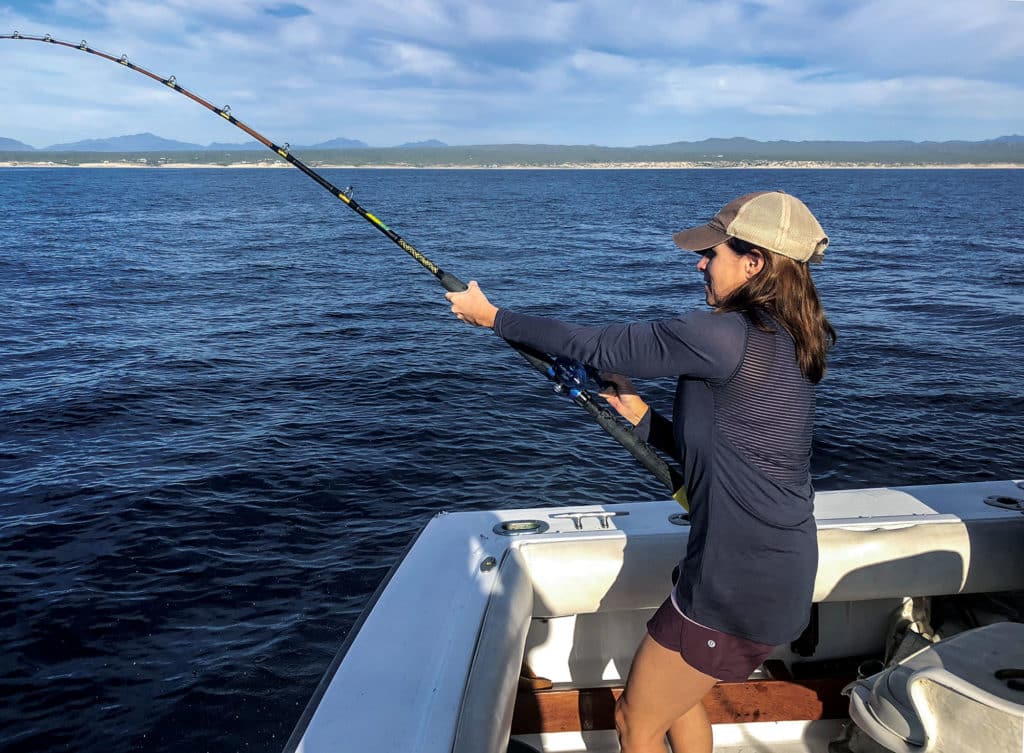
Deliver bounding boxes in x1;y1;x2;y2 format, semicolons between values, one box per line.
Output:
1;160;1022;170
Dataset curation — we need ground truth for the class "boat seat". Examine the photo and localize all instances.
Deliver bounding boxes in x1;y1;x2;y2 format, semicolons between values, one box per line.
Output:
846;621;1024;753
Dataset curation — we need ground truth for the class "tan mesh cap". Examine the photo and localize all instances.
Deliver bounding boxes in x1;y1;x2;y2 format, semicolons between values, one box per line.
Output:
672;191;828;263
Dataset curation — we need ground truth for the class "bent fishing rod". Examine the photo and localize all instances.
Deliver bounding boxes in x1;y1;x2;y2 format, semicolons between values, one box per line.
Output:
2;32;688;507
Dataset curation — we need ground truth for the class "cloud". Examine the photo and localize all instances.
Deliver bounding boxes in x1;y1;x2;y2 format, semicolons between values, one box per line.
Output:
459;1;580;42
648;63;1024;123
2;0;1023;145
384;41;461;79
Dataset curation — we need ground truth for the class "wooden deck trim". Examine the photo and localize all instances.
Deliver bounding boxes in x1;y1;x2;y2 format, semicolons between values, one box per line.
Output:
510;675;851;734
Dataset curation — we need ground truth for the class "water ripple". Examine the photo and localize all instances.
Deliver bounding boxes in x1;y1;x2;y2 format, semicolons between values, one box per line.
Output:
1;167;1022;753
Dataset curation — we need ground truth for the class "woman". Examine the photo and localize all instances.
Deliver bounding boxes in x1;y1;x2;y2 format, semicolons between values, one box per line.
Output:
447;191;835;753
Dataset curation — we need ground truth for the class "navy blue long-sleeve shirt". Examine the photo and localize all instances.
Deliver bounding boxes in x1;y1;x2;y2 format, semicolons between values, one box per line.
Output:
494;307;818;645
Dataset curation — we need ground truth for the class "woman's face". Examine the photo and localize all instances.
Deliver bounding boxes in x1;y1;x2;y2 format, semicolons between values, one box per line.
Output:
696;242;761;306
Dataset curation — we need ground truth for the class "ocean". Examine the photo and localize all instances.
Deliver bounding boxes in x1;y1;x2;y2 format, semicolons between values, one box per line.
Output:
1;167;1022;752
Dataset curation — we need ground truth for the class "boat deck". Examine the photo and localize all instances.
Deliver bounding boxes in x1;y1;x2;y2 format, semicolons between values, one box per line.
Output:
514;719;848;752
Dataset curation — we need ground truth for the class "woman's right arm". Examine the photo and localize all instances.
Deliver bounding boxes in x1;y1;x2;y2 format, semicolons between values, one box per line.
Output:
598;373;680;459
597;373;648;426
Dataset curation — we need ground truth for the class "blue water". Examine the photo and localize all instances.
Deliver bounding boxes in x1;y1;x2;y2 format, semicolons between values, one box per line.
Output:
1;167;1022;752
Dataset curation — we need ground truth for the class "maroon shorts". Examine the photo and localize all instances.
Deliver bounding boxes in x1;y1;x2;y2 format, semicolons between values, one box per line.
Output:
646;597;774;682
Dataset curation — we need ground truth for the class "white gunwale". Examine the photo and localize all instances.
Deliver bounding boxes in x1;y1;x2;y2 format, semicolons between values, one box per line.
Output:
286;479;1024;753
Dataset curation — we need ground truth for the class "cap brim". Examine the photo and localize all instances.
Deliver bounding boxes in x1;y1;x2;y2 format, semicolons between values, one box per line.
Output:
672;224;731;254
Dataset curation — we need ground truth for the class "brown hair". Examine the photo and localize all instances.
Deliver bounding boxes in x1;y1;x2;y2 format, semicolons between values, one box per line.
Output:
717;238;836;384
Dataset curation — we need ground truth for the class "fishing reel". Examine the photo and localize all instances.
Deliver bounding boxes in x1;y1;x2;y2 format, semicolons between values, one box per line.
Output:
546;357;602;402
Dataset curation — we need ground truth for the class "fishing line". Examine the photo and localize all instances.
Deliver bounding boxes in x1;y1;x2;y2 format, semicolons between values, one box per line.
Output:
2;32;688;507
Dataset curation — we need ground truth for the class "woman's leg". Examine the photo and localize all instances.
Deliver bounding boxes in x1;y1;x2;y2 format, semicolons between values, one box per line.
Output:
615;634;718;753
666;701;712;753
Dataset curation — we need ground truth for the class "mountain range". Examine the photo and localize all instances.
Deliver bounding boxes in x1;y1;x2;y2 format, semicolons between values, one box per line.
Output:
0;132;453;151
2;132;1023;154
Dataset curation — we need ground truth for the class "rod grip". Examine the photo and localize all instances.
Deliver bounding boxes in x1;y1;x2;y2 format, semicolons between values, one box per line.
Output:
438;272;468;293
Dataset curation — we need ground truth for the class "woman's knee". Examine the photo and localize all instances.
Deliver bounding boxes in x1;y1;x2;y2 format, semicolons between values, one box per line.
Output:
614;695;629;738
615;694;659;747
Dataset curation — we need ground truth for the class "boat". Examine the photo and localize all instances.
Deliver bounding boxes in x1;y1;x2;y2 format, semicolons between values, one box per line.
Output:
282;478;1024;753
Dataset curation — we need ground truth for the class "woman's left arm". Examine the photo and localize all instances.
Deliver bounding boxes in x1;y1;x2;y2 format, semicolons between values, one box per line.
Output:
445;281;498;328
446;283;744;382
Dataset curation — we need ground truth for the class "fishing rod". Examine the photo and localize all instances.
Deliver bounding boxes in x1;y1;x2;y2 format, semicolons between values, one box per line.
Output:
2;32;688;507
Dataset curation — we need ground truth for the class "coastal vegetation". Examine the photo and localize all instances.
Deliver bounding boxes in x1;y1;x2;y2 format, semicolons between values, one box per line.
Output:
2;135;1022;167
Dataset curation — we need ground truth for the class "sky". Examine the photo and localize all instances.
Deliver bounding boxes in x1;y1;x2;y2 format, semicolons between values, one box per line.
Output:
1;0;1023;148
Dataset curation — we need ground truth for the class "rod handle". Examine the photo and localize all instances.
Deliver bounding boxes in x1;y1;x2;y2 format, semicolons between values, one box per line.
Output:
438;271;468;293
